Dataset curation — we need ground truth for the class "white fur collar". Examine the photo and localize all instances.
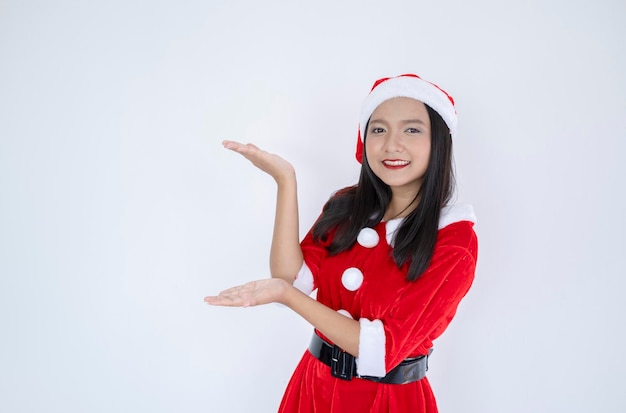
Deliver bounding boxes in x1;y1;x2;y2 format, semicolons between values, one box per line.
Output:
438;203;477;229
385;203;476;246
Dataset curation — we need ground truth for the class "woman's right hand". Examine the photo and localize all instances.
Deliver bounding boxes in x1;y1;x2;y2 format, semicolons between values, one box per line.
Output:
222;140;295;183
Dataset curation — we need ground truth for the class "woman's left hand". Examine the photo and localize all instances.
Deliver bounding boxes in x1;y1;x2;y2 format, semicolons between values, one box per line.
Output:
204;278;290;307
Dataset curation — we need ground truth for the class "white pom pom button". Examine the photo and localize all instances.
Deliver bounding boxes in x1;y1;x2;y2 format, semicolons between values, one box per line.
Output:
341;267;364;291
357;227;379;248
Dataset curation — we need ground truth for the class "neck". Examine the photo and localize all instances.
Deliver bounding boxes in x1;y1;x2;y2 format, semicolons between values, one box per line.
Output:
384;195;419;221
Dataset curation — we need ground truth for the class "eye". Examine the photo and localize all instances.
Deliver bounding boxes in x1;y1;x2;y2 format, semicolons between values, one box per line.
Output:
370;127;386;134
405;127;422;134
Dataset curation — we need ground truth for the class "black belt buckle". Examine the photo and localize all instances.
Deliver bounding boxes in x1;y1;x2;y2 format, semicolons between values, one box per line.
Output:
330;345;355;380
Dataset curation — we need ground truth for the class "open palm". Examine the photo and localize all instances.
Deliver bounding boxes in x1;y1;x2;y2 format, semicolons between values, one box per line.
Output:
222;140;294;183
204;278;290;307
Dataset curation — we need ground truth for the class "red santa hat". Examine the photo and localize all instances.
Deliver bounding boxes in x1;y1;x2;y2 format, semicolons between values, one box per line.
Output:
355;74;457;163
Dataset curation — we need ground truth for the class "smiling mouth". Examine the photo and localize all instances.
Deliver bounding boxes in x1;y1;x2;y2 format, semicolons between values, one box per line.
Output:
383;160;410;168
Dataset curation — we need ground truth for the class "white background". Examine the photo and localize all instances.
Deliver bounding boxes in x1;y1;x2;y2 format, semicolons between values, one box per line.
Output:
1;0;625;412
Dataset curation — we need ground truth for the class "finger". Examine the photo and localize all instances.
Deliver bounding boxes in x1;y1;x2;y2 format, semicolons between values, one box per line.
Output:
222;140;242;149
223;140;268;156
204;294;247;307
218;283;253;296
222;140;251;154
222;140;255;151
226;144;264;160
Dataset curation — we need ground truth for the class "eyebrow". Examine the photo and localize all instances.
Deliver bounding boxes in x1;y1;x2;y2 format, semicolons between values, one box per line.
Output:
369;118;428;125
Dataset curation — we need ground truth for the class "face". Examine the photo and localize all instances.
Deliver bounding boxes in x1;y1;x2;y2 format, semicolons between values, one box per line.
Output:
364;97;431;197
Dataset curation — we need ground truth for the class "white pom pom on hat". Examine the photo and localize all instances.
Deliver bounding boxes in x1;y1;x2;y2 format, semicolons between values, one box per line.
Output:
355;74;457;163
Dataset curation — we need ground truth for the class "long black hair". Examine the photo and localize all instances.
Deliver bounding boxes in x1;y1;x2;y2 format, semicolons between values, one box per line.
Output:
312;104;455;281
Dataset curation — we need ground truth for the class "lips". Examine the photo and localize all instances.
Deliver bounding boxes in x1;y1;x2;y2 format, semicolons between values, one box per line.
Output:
382;159;410;169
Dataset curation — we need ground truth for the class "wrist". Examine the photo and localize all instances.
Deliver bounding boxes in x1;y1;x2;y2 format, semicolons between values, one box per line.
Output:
274;169;296;186
280;281;301;307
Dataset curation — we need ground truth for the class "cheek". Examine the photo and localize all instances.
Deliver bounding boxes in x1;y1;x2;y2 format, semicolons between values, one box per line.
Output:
364;139;378;157
411;139;431;157
423;142;432;159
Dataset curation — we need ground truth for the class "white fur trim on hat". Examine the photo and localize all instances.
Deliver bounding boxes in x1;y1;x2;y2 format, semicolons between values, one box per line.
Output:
359;75;457;141
355;318;387;377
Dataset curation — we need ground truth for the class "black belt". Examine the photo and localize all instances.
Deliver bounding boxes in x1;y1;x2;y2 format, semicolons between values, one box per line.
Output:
308;332;430;384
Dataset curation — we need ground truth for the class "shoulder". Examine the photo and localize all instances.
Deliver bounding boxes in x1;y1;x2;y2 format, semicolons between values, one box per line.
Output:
436;204;478;254
438;203;477;230
327;185;357;202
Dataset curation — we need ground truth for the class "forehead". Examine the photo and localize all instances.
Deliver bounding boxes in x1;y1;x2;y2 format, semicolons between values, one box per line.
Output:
370;97;429;119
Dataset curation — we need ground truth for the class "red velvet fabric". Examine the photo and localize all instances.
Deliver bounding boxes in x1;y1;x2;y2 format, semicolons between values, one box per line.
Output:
278;219;478;412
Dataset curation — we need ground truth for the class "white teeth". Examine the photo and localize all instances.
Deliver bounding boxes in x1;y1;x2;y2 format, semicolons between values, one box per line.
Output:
383;160;410;166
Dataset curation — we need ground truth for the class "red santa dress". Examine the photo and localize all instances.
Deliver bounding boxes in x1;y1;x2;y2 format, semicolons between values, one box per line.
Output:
278;203;478;412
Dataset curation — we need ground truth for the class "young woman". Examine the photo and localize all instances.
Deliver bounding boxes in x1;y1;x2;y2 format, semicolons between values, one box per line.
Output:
204;74;478;412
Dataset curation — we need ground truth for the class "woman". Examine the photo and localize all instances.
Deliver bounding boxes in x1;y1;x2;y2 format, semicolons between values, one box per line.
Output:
205;74;478;412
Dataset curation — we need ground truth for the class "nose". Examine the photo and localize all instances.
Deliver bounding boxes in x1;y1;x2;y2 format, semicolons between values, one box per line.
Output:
384;129;403;152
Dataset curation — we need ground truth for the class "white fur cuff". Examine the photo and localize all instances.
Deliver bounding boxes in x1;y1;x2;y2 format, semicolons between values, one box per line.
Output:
356;318;386;377
292;262;315;295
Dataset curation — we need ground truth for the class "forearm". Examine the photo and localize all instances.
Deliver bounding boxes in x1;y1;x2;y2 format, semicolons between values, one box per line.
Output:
282;284;360;357
205;278;360;356
269;173;304;281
